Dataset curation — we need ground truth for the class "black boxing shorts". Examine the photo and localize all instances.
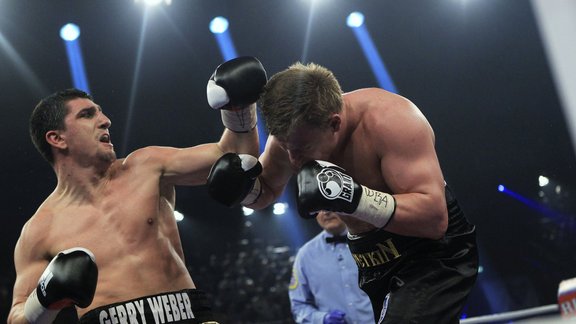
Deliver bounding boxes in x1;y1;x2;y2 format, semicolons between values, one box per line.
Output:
79;289;218;324
347;185;479;323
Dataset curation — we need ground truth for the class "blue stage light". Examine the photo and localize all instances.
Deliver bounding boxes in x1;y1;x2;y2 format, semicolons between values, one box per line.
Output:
273;202;288;215
210;17;229;34
60;23;80;42
243;207;255;216
60;23;90;93
347;12;365;28
498;184;570;227
347;13;397;92
209;16;237;67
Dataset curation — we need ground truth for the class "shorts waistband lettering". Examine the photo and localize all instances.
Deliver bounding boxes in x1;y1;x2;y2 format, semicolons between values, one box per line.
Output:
80;289;210;324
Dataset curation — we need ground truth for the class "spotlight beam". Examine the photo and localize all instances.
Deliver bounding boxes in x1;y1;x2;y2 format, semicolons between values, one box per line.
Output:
122;10;150;156
0;31;49;95
498;185;572;226
60;24;90;93
300;0;318;63
214;32;238;61
63;40;90;93
348;13;397;93
209;17;237;60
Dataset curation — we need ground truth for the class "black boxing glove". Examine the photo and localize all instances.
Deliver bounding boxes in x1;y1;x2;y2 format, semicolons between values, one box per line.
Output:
297;160;396;228
24;247;98;323
206;56;267;132
208;153;262;207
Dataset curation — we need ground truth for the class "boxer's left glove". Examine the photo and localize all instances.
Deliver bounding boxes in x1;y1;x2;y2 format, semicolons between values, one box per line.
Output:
207;56;267;132
24;247;98;324
208;153;262;207
297;160;396;228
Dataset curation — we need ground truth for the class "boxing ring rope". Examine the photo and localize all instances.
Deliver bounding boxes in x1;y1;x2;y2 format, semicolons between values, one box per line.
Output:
460;304;560;323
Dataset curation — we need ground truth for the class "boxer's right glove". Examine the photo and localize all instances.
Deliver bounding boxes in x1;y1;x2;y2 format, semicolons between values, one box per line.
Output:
323;310;347;324
207;153;262;207
297;160;396;228
206;56;267;132
24;247;98;324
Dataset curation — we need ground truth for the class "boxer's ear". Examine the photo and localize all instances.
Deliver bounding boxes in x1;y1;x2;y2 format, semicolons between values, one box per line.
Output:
329;114;341;132
46;130;67;149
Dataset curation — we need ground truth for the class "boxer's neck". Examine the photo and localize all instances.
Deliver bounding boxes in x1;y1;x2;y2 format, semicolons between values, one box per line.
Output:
53;157;114;202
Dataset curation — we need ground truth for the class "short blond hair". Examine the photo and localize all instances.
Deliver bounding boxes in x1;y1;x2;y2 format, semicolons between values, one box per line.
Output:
259;62;343;139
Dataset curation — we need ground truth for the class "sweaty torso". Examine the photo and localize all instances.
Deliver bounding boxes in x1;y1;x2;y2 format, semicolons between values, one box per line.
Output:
329;89;419;233
36;158;193;317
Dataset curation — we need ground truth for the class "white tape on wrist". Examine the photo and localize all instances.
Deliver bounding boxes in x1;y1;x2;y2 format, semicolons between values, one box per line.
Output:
24;289;59;324
350;186;396;228
221;103;257;132
241;178;262;206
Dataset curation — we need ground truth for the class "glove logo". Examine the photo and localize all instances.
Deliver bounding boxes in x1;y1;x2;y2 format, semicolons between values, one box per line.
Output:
316;168;353;202
39;271;54;297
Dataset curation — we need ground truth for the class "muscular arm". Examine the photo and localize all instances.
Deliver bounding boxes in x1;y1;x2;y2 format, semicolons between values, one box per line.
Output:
8;221;51;324
248;136;294;209
374;98;448;239
129;127;259;187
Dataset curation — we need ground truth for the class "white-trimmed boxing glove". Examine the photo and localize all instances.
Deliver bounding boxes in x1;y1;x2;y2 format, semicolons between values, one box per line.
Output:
297;160;396;228
206;56;267;132
207;153;262;207
24;247;98;323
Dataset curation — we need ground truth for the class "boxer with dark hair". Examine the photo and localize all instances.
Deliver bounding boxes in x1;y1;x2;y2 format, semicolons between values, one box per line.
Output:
209;62;478;323
8;56;266;324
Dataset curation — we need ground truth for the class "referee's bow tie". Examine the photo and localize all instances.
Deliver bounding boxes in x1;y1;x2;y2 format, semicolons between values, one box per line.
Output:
326;235;348;244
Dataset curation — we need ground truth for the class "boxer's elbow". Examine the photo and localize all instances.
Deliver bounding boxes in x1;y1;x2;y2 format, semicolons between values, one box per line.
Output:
7;305;28;324
428;205;448;240
413;190;448;239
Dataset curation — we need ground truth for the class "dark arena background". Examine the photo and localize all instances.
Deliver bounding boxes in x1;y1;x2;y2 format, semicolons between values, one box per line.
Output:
1;1;575;323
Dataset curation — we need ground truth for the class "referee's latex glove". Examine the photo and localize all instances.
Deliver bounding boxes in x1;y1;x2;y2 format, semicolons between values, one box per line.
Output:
323;310;347;324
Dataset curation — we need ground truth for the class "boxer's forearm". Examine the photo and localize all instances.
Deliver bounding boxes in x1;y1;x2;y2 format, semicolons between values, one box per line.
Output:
243;177;282;210
381;192;448;239
219;127;259;157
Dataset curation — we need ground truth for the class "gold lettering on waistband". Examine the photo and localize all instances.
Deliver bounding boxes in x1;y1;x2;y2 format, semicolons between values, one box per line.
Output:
351;238;401;268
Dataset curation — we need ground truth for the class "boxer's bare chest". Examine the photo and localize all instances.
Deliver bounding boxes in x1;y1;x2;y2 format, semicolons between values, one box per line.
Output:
36;164;192;308
46;170;173;260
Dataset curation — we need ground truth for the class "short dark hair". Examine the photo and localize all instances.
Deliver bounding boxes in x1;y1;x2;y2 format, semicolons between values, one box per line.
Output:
29;88;93;164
